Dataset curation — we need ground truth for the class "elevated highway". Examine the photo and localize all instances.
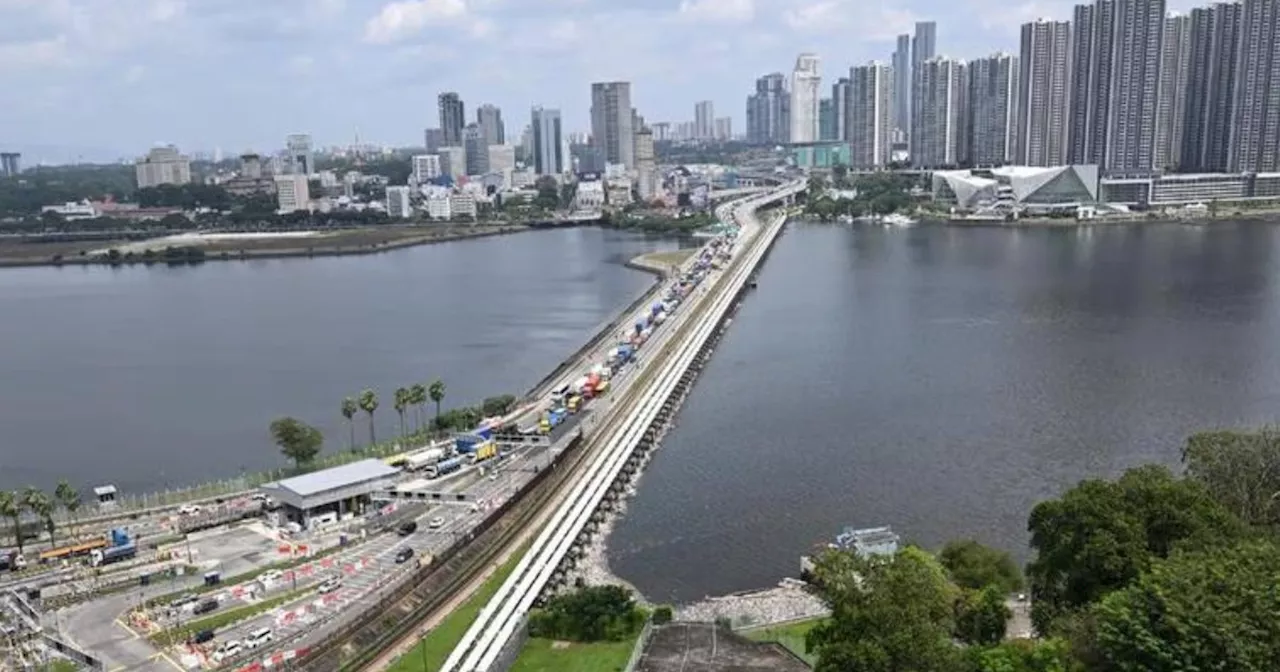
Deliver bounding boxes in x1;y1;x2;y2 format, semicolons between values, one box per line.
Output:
440;180;805;672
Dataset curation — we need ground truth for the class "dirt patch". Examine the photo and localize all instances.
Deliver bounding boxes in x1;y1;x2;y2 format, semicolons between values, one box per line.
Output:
551;640;573;649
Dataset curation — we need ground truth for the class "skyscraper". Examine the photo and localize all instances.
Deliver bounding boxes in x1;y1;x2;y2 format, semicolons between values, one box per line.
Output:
832;77;851;142
819;98;836;141
531;106;564;175
913;57;967;168
0;152;19;177
893;34;912;135
694;101;715;140
1068;0;1116;166
847;62;894;169
286;134;313;175
909;22;939;156
1017;19;1070;166
971;52;1019;166
790;53;822;143
464;123;488;175
746;73;790;144
635;127;658;200
476;104;505;145
1105;0;1165;172
590;81;635;168
1227;0;1280;173
424;128;445;153
439;92;466;146
1182;2;1240;172
1154;12;1191;171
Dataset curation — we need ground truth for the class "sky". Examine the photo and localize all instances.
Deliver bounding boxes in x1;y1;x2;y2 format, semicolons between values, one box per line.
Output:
0;0;1200;164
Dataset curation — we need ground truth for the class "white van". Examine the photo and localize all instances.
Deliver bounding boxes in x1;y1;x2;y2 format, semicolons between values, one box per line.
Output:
245;627;274;649
213;640;242;661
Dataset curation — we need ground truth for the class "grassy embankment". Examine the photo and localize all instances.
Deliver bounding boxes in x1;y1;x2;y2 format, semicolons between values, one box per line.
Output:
508;638;636;672
741;617;825;666
149;587;311;645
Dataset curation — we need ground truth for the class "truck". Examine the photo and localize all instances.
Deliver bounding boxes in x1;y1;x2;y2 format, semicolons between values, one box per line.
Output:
547;408;567;428
455;434;482;453
90;542;136;567
474;426;494;441
634;320;645;335
404;448;447;471
566;395;581;413
472;441;499;462
426;456;465;479
39;537;109;563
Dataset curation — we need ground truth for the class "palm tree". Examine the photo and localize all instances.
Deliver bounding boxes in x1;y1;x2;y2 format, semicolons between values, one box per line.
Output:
54;480;80;542
410;384;427;434
429;379;446;429
0;491;23;556
393;387;409;438
358;389;379;445
341;396;359;449
24;489;54;550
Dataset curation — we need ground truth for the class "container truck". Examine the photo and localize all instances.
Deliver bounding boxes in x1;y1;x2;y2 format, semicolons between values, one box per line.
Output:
405;448;447;471
572;375;591;395
427;456;465;479
455;435;482;453
474;426;494;441
39;537;109;563
472;442;499;462
90;541;136;567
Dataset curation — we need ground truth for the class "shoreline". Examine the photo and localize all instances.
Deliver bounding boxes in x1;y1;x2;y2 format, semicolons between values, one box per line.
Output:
801;210;1280;229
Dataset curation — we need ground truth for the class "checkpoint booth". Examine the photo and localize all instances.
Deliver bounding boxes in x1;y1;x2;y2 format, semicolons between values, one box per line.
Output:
257;459;399;531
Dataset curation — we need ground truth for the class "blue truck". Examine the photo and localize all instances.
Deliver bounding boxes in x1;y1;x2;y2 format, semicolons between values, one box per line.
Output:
428;456;465;479
455;434;482;453
89;529;135;567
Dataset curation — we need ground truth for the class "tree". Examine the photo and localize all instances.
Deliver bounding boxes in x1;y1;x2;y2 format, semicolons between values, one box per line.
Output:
0;491;24;555
940;539;1024;593
270;417;324;470
805;546;963;672
1182;428;1280;528
23;489;54;549
53;480;80;541
410;384;427;433
1092;540;1280;671
358;389;379;445
1025;465;1242;634
967;639;1079;672
428;379;446;426
393;387;409;438
341;396;359;449
955;586;1011;646
526;585;647;642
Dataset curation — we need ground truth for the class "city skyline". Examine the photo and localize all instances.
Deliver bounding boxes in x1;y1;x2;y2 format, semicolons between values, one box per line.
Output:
0;0;1209;163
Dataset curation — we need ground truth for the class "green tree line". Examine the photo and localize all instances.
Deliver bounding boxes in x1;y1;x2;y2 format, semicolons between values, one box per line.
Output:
801;427;1280;672
804;170;917;219
0;481;83;556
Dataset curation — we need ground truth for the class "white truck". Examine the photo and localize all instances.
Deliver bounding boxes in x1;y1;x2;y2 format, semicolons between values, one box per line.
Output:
404;448;448;472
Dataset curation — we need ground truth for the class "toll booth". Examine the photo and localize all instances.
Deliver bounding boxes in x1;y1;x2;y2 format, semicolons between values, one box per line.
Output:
93;485;118;509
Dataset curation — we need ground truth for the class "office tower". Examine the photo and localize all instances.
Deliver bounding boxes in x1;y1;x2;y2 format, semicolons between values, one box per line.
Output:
463;123;488;175
819;98;837;141
531;106;564;175
274;175;309;212
695;101;715;140
1182;2;1241;172
424;128;445;152
747;72;790;144
913;57;968;168
1017;19;1070;166
831;78;850;142
135;146;192;188
285;134;313;175
439;92;466;146
487;145;515;174
1107;0;1165;172
893;34;911;134
590;81;635;168
970;52;1019;167
714;117;732;141
1228;0;1280;173
1154;12;1191;171
438;146;465;178
386;186;412;219
0;152;19;177
847;62;894;168
412;154;442;183
635;127;658;200
476;104;504;145
1068;0;1115;165
790;54;821;143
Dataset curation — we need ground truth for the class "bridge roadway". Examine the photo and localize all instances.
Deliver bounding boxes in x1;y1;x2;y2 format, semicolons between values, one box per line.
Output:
441;181;804;672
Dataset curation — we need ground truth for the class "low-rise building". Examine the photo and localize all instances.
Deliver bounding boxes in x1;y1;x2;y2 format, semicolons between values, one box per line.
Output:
450;192;478;219
386;186;413;219
274;174;310;213
412;154;442;184
575;180;605;210
41;201;99;220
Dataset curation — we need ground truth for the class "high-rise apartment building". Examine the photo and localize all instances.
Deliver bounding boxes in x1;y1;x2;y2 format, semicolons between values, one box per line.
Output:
832;78;850;142
464;123;488;175
790;54;822;143
847;62;894;169
971;52;1019;166
412;154;442;183
1154;12;1192;171
1016;19;1070;166
274;174;309;213
424;128;445;152
694;101;715;140
1106;0;1165;172
531;106;564;175
439;92;466;146
893;34;911;134
590;81;635;168
438;146;466;178
909;21;938;148
386;186;412;219
746;73;790;144
1068;0;1115;166
913;57;968;168
135;145;192;188
286;134;313;175
0;152;19;177
487;145;515;175
1182;2;1240;172
635;127;658;200
476;104;505;145
1227;0;1280;173
819;98;837;141
714;117;733;140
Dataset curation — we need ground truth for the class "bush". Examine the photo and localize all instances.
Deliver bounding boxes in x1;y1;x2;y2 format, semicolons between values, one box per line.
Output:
652;605;673;625
525;585;646;643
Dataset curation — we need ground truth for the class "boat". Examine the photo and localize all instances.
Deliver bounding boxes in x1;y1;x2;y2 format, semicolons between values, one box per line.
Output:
880;213;917;227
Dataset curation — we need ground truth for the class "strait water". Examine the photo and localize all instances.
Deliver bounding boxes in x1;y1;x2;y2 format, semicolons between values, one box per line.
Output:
0;228;687;494
609;219;1280;604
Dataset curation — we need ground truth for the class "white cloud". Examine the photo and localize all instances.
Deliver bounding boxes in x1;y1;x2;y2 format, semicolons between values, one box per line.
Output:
363;0;468;44
678;0;753;23
782;0;914;40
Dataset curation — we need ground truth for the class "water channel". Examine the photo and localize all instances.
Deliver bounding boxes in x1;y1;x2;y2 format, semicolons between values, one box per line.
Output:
0;228;689;494
609;219;1280;604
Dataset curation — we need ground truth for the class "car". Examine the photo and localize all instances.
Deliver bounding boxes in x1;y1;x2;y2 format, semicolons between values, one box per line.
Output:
193;598;219;616
259;570;283;585
212;640;242;662
244;627;274;649
178;504;202;516
169;593;199;610
188;629;216;646
397;520;418;536
394;547;415;564
428;516;445;529
318;577;342;594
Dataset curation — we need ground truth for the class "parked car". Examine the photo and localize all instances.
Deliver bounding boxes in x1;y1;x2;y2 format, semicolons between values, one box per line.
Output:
169;594;199;610
394;547;415;564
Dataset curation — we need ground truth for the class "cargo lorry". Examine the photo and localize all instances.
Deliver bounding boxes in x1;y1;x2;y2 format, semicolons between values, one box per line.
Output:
427;456;465;479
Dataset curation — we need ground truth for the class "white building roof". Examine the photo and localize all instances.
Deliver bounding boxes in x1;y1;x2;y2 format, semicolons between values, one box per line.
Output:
267;459;398;498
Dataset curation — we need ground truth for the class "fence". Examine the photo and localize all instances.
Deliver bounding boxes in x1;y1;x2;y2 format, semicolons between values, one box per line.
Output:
622;621;655;672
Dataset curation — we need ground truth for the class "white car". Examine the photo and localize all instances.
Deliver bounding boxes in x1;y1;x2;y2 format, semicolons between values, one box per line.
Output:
212;640;242;662
244;627;274;649
178;504;202;516
258;570;283;586
318;577;342;594
428;516;446;529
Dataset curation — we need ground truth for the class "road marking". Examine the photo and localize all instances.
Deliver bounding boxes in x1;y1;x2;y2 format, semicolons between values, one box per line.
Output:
154;651;187;672
115;618;141;639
